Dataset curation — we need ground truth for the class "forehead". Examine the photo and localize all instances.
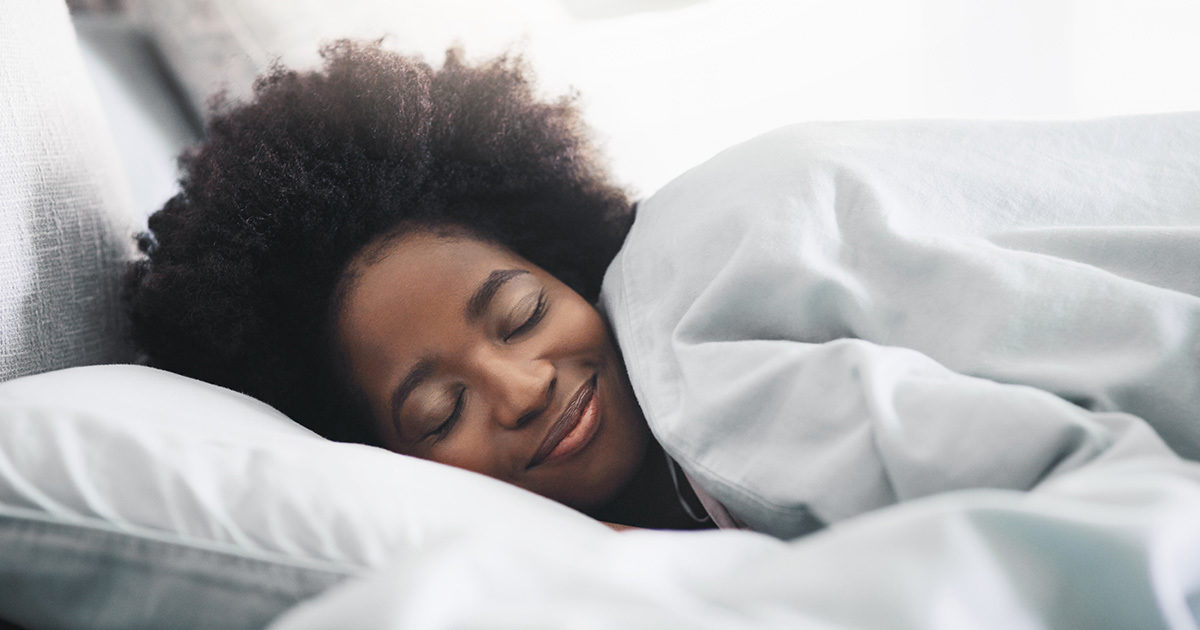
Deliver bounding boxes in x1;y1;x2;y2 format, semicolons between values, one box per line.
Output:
339;232;524;335
335;232;530;385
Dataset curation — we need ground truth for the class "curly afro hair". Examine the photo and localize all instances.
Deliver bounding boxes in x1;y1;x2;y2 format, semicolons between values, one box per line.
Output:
124;41;633;443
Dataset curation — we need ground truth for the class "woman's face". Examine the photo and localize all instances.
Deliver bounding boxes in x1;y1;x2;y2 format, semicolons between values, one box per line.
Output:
335;229;650;511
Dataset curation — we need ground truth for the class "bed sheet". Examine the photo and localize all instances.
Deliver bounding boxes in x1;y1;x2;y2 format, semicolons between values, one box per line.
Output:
269;457;1200;630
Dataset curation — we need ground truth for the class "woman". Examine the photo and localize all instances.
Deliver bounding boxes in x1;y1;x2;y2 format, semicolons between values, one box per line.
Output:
126;42;1192;536
125;41;712;531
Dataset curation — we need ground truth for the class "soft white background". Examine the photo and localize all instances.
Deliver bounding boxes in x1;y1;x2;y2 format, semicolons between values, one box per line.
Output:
82;0;1200;205
567;0;1200;196
277;0;1200;197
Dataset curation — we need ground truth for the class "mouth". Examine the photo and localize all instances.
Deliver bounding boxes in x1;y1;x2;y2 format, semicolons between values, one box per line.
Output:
526;374;601;470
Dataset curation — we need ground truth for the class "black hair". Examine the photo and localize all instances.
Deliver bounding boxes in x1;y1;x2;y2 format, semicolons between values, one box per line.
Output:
124;41;633;442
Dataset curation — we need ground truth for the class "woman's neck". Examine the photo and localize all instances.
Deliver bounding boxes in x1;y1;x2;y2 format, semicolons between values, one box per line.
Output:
590;442;715;530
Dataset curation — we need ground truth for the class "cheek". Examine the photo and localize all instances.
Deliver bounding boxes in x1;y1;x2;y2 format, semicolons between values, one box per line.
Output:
551;300;609;352
431;431;512;480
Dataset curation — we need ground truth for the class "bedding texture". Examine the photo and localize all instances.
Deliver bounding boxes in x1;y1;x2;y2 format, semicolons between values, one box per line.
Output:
601;113;1200;538
0;366;607;628
269;457;1200;630
0;0;138;381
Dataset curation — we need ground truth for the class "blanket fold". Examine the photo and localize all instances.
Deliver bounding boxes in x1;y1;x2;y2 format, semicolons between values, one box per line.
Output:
602;114;1200;538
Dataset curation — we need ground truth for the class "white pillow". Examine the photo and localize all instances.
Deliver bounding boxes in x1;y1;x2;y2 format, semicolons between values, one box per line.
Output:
0;365;607;628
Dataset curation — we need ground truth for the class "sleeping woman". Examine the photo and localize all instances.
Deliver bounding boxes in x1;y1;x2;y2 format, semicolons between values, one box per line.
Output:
124;41;1200;537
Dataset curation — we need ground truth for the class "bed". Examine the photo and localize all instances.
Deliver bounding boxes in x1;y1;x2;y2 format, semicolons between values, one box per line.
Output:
4;1;1200;628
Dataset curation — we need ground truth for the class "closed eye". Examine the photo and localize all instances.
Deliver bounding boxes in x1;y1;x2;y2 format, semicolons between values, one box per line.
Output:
504;291;548;342
426;387;465;441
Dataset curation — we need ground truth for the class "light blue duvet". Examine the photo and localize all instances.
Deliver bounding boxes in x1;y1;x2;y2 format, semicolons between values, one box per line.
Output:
601;113;1200;538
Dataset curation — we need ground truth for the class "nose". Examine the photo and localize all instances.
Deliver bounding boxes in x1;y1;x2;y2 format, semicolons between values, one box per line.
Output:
472;349;555;430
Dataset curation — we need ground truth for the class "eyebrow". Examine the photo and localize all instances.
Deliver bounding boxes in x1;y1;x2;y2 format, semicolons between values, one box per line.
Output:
465;269;529;322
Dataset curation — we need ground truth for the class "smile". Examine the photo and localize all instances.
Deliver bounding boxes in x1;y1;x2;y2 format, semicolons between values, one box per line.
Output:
526;374;601;469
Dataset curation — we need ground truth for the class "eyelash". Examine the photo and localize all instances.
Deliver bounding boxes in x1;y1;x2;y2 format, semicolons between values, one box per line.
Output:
429;387;465;441
504;292;548;342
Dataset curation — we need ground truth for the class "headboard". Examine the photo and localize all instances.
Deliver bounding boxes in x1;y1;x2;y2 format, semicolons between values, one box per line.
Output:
0;0;139;380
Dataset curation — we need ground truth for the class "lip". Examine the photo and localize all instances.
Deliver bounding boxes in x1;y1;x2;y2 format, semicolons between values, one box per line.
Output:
526;374;600;470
